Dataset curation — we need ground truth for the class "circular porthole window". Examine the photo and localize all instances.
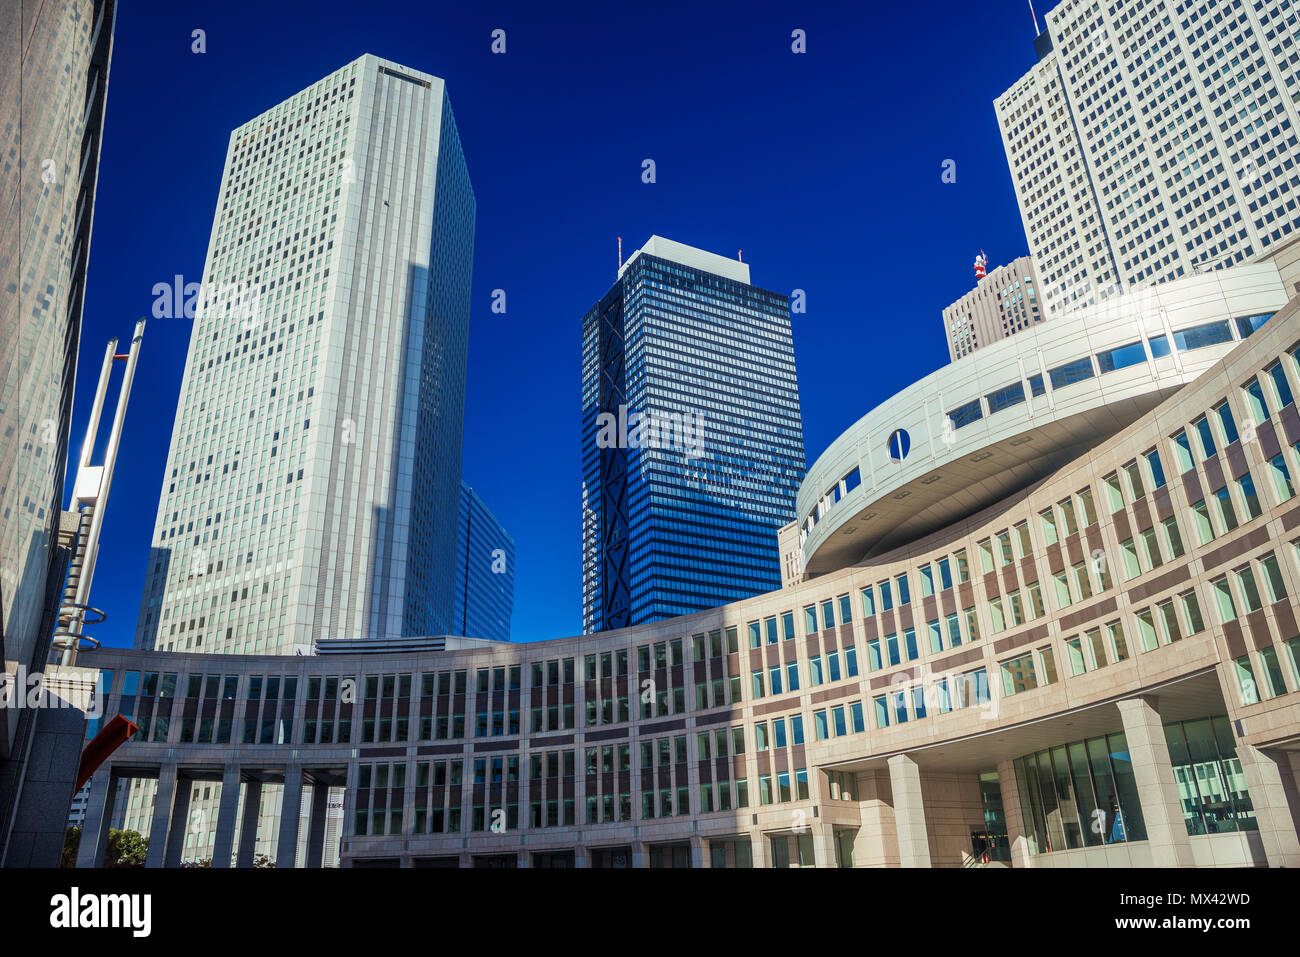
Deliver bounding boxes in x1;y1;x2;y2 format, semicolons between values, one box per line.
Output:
888;428;910;462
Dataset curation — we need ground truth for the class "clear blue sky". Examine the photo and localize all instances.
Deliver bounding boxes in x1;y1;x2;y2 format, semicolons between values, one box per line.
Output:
74;0;1045;648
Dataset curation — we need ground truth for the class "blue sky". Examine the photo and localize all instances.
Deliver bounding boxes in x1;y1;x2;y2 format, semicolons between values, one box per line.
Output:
74;0;1045;648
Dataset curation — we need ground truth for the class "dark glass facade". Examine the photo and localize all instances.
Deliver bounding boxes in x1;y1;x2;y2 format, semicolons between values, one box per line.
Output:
453;481;514;642
581;246;805;632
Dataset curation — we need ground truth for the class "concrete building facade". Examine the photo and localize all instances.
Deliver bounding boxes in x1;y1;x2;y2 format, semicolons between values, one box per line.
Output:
942;256;1043;361
69;276;1300;867
0;0;117;867
132;54;476;657
995;0;1300;318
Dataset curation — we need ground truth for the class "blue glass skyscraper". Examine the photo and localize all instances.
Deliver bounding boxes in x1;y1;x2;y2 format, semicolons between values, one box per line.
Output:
454;481;515;642
581;236;805;632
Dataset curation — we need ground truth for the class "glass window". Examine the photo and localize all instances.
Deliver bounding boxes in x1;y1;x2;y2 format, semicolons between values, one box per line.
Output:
1233;656;1260;705
1212;577;1237;622
1214;487;1238;533
1145;449;1166;490
1268;454;1295;503
1266;360;1294;408
1214;402;1239;446
1238;475;1262;521
1193;416;1216;459
1244;379;1269;424
986;381;1026;413
860;587;875;617
1040;507;1058;545
1191;499;1214;545
1048;356;1095;389
895;574;911;605
947;399;983;429
1096;341;1146;373
1173;320;1232;351
1171;430;1194;473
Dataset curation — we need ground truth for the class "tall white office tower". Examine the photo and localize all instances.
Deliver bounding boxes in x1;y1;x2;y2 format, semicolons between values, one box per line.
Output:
134;55;475;656
995;0;1300;318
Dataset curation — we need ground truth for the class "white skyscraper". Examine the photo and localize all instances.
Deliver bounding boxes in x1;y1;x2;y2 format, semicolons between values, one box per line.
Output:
995;0;1300;317
135;55;475;656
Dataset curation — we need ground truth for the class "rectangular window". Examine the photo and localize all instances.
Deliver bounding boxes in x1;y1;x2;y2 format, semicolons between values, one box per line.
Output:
947;398;983;429
838;594;852;624
1162;516;1185;559
1233;655;1260;706
1171;430;1194;473
1048;356;1095;389
860;587;875;617
1268;453;1295;503
1214;402;1239;446
1137;609;1158;652
1237;474;1262;521
955;549;970;583
873;696;889;729
1261;553;1287;603
821;601;835;631
1104;472;1125;512
1266;360;1294;408
986;381;1026;413
1193;416;1217;459
1234;565;1262;613
1180;590;1205;634
1172;320;1232;351
1191;499;1214;544
1028;373;1046;396
1244;379;1270;424
920;565;935;597
1040;507;1059;545
1212;576;1237;623
1096;341;1146;374
895;574;911;605
1260;647;1287;699
1145;449;1166;490
1214;487;1239;533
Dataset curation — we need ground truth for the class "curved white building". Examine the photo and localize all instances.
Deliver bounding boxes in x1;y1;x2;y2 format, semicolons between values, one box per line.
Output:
798;264;1290;576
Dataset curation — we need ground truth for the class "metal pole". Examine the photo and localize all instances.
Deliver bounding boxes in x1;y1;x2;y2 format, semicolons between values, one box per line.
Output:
61;318;146;664
78;337;117;474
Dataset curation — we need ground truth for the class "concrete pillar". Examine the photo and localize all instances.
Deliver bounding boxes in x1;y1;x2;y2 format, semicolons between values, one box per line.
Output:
210;765;241;868
751;829;770;868
1116;695;1194;867
305;781;329;868
144;766;179;868
996;759;1033;868
574;844;590;868
76;769;118;868
162;777;194;868
1234;744;1300;867
235;779;263;867
688;834;704;868
631;839;645;868
810;820;837;868
275;765;303;868
887;753;931;867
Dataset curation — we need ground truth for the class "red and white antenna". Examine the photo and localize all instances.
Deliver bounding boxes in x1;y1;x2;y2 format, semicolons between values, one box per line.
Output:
618;236;623;271
1028;0;1040;36
974;250;988;280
